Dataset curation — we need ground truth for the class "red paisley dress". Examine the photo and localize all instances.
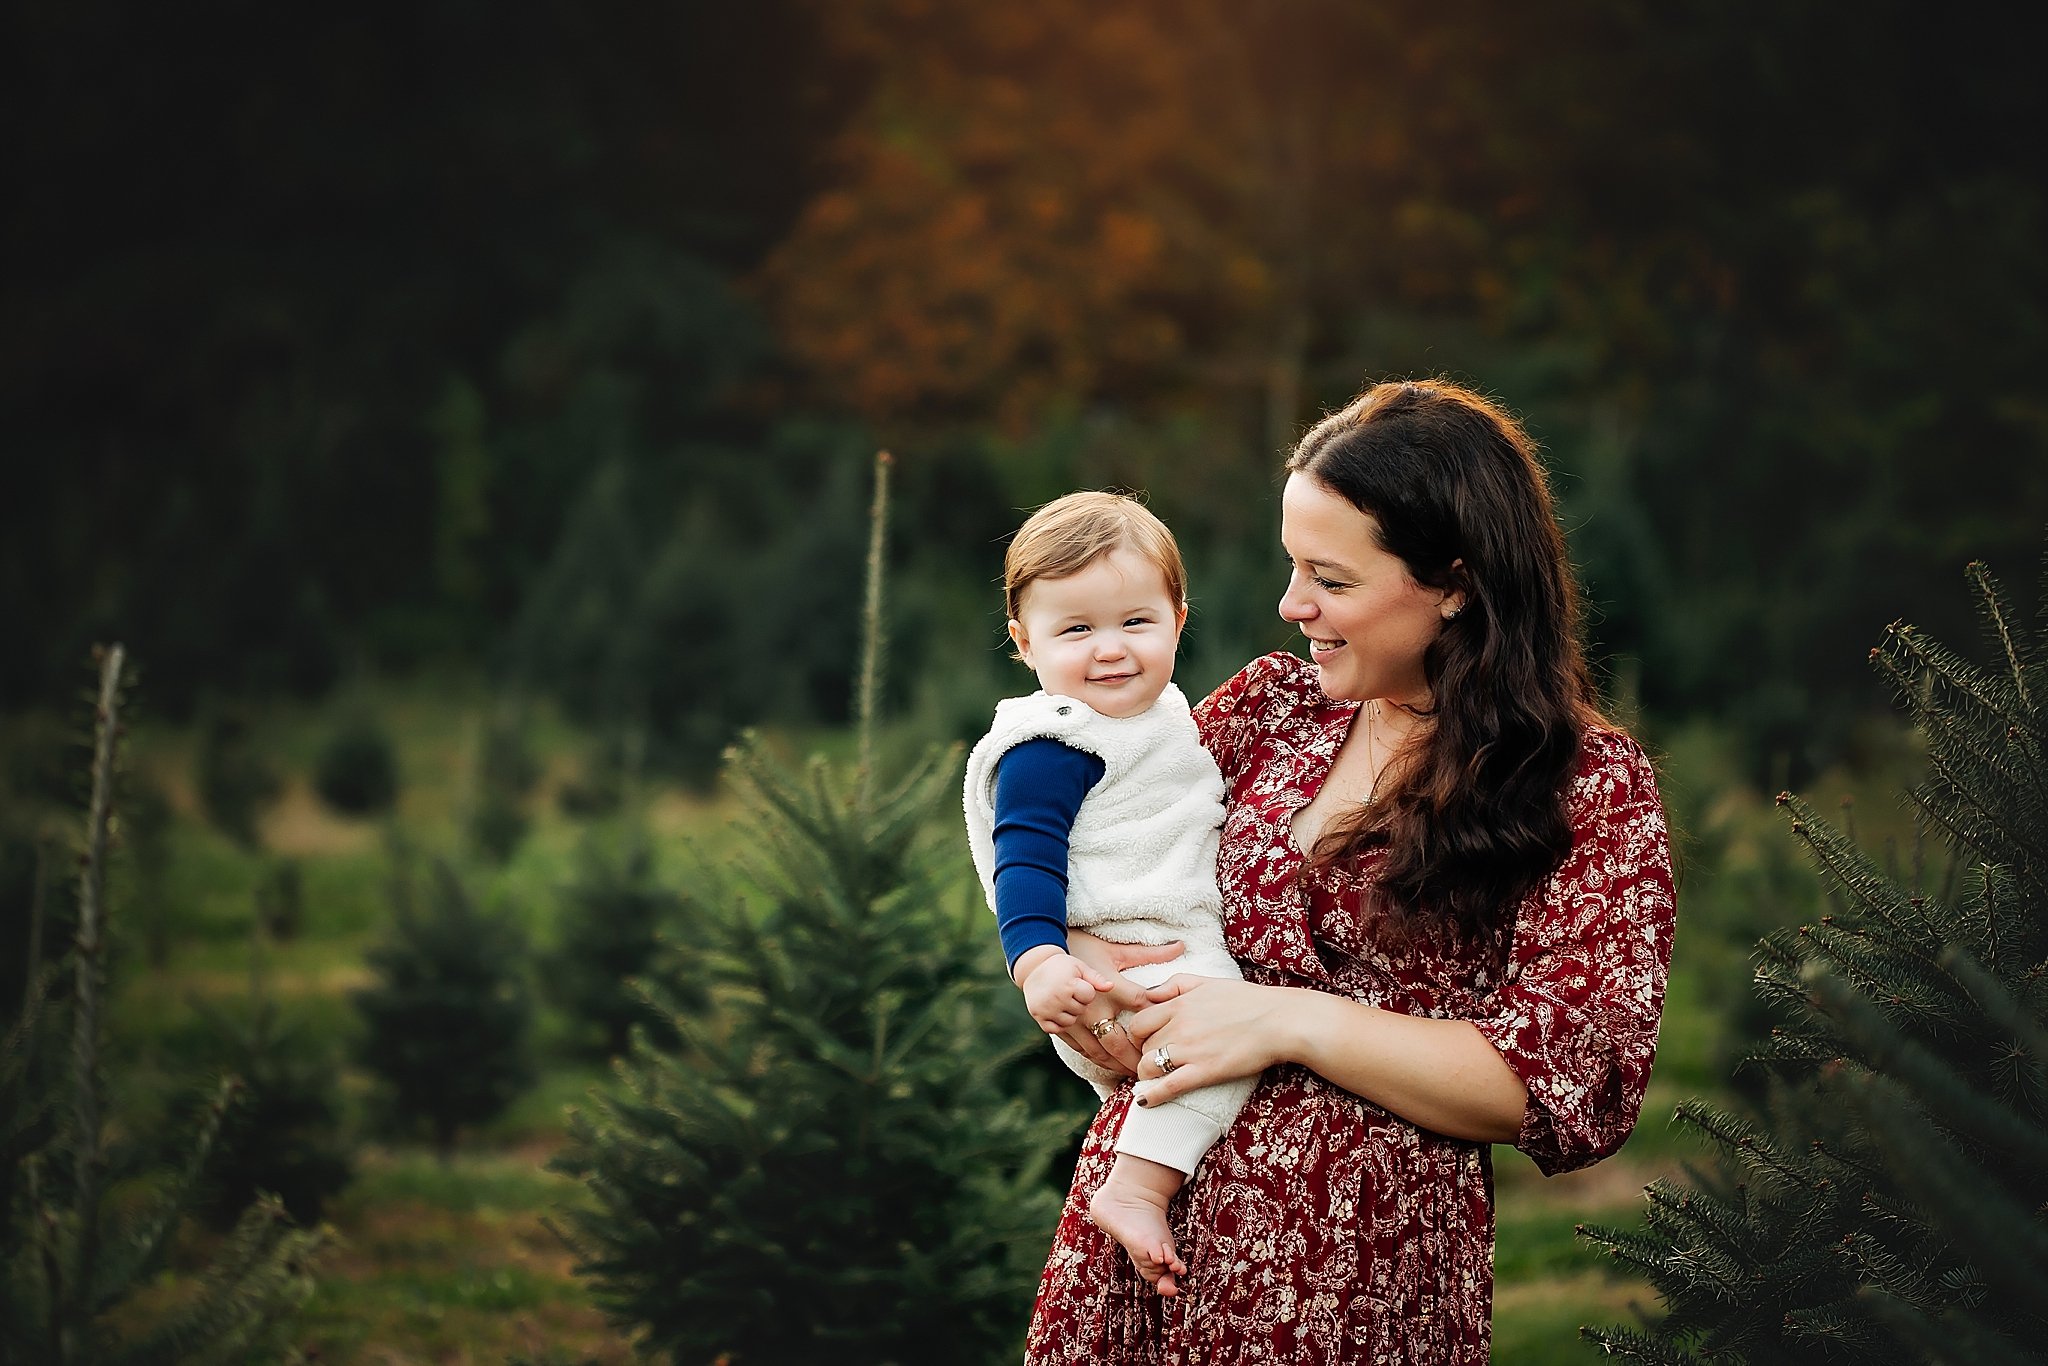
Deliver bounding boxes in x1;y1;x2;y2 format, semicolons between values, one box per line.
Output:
1023;652;1677;1365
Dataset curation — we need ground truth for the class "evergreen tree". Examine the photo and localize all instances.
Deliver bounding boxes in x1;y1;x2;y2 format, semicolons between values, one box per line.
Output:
353;855;535;1157
555;725;645;819
255;856;305;943
194;704;280;849
467;710;538;866
191;926;354;1228
549;452;1077;1363
549;736;1073;1365
1581;556;2048;1362
545;828;694;1060
1;646;320;1365
313;710;400;818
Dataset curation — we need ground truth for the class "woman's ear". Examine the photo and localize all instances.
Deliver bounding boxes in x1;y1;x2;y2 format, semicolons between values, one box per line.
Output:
1440;560;1469;621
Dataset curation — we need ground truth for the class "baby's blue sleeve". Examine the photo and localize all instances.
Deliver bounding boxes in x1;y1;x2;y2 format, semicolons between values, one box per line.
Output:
992;737;1105;972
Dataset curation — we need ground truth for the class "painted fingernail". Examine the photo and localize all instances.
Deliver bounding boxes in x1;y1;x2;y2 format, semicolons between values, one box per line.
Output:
1134;1093;1150;1108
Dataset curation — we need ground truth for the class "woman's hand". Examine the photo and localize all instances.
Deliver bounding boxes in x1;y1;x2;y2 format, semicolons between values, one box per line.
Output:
1124;975;1298;1108
1055;930;1184;1076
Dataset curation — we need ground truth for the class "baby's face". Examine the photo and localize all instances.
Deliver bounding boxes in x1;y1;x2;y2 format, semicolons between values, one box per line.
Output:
1008;546;1184;719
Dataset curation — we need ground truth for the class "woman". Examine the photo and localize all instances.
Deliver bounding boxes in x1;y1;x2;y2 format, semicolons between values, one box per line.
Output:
1026;379;1677;1364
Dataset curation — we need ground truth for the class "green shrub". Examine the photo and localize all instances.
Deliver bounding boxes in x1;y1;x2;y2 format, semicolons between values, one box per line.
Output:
313;714;400;817
468;717;538;865
354;857;535;1156
469;791;530;867
545;832;692;1059
187;936;355;1228
196;705;280;848
256;857;306;942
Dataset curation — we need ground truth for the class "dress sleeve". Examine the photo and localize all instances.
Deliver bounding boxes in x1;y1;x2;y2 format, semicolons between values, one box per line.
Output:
991;738;1106;972
1468;731;1677;1176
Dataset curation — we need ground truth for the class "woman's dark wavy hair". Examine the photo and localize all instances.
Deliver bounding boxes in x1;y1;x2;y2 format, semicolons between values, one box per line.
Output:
1287;378;1605;936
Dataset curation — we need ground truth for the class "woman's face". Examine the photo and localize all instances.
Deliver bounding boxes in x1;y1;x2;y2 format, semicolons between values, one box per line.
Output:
1278;473;1461;706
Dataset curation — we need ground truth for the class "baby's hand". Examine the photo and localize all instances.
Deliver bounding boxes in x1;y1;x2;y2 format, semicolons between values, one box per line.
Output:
1019;951;1117;1035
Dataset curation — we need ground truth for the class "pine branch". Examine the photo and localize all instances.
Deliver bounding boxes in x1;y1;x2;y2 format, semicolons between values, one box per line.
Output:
1778;796;1947;947
1832;1229;1938;1317
1909;754;2048;902
1881;620;2032;741
1803;966;2048;1169
87;1077;244;1315
1875;629;2048;875
24;835;50;1005
1636;1180;1772;1273
1940;945;2048;1104
1783;1300;1888;1352
113;1196;318;1366
1772;913;1961;1040
1670;1099;1824;1204
1577;1220;1674;1282
1835;1067;2048;1310
1881;677;2048;886
1578;1323;1706;1364
1746;1027;1842;1071
855;449;892;807
62;643;126;1335
0;959;61;1155
1801;927;1950;1029
1967;559;2037;715
1859;1285;2042;1366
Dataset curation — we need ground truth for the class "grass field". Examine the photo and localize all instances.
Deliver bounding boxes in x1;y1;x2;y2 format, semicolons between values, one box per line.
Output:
7;676;1924;1364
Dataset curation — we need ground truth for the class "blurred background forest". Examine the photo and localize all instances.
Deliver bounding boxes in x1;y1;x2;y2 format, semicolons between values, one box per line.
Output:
8;0;2045;768
4;0;2045;1361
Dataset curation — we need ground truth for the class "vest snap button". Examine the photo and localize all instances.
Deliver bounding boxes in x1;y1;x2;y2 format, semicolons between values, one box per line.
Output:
1056;705;1071;716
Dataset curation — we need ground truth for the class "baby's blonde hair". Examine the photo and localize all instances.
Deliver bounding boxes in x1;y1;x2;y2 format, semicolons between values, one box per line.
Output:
1003;491;1187;621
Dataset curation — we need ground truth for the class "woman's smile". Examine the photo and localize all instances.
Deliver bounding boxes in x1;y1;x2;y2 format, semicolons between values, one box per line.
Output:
1278;473;1457;705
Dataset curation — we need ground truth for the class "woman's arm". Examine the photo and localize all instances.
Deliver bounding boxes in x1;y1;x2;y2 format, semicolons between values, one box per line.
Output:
1130;732;1677;1161
1126;977;1527;1144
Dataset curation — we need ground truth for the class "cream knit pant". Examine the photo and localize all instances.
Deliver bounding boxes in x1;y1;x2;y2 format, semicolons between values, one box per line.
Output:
1050;942;1256;1175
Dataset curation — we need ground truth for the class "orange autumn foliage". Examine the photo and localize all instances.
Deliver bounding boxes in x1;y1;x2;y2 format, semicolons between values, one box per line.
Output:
754;2;1268;433
756;0;1525;438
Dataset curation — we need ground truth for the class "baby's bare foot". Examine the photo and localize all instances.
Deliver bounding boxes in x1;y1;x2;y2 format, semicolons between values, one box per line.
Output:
1089;1172;1186;1296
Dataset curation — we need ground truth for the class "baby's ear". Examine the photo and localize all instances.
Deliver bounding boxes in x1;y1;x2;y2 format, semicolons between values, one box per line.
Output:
1006;618;1031;662
1175;602;1190;631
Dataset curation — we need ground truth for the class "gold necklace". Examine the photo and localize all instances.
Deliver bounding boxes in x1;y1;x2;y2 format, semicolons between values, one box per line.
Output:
1364;699;1381;803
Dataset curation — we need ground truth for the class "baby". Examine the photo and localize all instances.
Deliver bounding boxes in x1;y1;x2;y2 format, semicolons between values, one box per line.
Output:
963;491;1254;1297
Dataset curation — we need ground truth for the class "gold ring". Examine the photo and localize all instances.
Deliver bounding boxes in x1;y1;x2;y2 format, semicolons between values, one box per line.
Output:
1153;1045;1176;1074
1087;1018;1118;1039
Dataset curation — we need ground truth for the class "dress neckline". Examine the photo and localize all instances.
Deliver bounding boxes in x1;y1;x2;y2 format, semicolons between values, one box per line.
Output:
1285;694;1365;858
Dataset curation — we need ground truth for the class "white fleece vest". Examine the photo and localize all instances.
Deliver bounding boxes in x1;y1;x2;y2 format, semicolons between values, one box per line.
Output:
962;685;1226;952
